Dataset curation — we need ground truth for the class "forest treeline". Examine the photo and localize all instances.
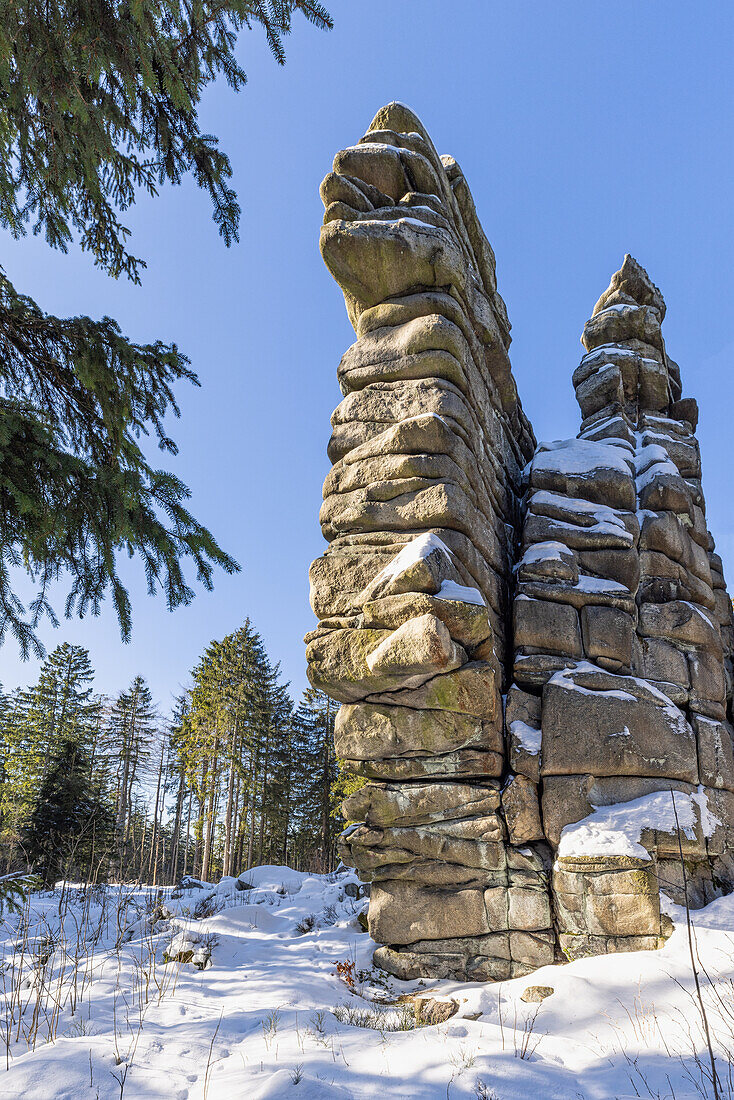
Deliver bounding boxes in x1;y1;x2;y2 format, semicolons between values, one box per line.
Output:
0;621;351;888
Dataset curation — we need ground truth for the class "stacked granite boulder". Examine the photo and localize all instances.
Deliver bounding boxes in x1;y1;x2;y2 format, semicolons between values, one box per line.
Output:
305;102;553;982
513;255;734;958
306;103;734;980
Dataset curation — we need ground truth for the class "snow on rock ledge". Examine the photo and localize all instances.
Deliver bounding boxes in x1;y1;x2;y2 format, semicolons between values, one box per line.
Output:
558;787;719;860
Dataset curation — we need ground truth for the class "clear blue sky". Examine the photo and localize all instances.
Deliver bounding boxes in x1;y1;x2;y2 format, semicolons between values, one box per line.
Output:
2;2;733;713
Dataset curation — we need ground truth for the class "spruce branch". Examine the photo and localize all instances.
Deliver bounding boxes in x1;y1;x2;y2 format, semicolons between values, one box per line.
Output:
0;1;333;281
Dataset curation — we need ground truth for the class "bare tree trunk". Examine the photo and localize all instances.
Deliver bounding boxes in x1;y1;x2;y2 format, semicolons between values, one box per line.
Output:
183;787;194;878
201;740;220;882
247;750;259;869
192;755;208;878
281;759;292;866
115;741;131;876
222;726;238;877
147;737;165;883
231;770;242;875
169;769;185;883
258;726;271;865
321;711;332;866
138;806;148;881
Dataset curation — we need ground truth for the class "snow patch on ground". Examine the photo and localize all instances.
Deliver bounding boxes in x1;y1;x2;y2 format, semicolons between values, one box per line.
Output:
5;865;734;1098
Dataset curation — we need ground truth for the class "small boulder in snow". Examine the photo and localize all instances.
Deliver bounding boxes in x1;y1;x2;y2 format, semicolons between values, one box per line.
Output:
521;985;554;1003
412;996;459;1025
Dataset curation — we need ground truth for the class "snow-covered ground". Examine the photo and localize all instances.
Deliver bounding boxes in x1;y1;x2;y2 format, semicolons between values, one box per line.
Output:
3;867;734;1099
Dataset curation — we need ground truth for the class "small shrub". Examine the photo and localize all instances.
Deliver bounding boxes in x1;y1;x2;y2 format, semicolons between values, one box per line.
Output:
333;958;356;989
193;892;224;920
72;882;108;906
295;914;317;935
261;1009;282;1050
332;1002;419;1031
309;1010;328;1044
474;1080;501;1100
64;1018;98;1039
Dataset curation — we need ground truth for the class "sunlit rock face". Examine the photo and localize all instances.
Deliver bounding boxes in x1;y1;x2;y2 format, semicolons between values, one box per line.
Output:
306;104;734;980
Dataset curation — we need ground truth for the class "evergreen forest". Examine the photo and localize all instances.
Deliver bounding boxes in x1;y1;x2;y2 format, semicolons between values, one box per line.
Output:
0;622;351;890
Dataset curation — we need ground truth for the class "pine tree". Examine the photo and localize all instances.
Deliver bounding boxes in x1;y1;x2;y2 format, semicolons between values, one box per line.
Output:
4;643;114;884
182;623;271;879
257;678;295;866
23;643;97;744
331;761;369;825
0;687;29;862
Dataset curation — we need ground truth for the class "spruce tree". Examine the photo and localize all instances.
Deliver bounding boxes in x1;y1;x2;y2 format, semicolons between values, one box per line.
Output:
0;273;240;656
0;1;332;282
289;689;339;869
0;687;29;861
179;619;297;878
183;622;271;878
3;643;100;836
0;686;10;828
9;643;114;885
21;733;113;888
0;2;333;654
107;675;158;875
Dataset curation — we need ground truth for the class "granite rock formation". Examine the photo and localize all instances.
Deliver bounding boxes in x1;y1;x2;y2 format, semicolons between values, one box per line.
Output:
306;103;734;980
516;253;734;959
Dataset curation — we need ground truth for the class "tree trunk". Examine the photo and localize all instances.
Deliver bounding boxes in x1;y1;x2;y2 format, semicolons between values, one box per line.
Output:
222;725;238;877
258;726;271;866
183;787;194;878
169;768;185;883
147;737;165;883
201;739;220;882
247;753;258;869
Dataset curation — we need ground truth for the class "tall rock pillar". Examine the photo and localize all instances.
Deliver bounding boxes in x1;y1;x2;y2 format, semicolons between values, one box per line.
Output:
512;256;734;957
305;103;553;981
